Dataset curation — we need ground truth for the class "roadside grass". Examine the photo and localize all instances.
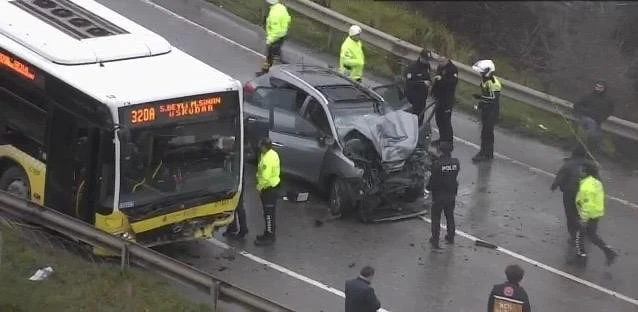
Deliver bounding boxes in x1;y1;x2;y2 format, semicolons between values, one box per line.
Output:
0;227;213;312
207;0;617;154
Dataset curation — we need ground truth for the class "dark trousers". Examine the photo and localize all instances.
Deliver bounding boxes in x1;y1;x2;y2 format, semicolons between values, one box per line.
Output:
263;37;286;70
226;192;248;234
561;191;579;239
410;100;426;126
435;107;454;143
479;106;499;156
260;186;279;236
431;196;456;240
575;218;610;255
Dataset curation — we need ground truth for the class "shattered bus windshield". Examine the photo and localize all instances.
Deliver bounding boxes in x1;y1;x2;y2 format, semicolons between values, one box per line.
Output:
117;93;240;214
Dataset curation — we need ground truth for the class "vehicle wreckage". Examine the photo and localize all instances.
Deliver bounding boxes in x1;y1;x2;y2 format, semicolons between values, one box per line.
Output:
332;109;433;222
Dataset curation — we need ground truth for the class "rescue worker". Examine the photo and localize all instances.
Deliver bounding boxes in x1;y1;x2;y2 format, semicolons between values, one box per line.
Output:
550;144;596;245
471;60;502;162
404;49;433;126
254;137;281;246
487;264;531;312
345;266;381;312
430;53;459;146
573;81;615;148
258;0;291;76
339;25;365;82
223;174;248;240
426;141;460;249
574;163;618;265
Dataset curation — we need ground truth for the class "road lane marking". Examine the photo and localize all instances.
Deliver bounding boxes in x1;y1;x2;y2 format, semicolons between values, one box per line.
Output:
139;0;638;212
419;216;638;307
208;238;392;312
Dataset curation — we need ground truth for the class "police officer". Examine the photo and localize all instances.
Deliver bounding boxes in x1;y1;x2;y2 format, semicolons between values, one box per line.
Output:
471;60;501;162
258;0;291;76
404;49;433;126
487;264;531;312
550;144;596;245
430;53;459;146
254;137;281;246
339;25;365;82
426;141;460;249
575;163;618;265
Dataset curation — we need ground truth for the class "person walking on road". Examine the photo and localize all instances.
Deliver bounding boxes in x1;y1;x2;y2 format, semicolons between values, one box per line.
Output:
339;25;365;83
254;137;281;246
426;141;460;249
471;59;502;162
573;80;615;149
574;163;619;265
550;144;596;245
223;173;249;240
257;0;291;76
404;48;433;126
345;266;381;312
487;264;531;312
430;53;459;146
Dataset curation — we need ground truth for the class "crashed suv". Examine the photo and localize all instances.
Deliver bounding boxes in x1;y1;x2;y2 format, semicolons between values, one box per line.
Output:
243;64;431;222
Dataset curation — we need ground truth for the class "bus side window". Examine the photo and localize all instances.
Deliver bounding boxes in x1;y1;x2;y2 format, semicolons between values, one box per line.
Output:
0;87;47;159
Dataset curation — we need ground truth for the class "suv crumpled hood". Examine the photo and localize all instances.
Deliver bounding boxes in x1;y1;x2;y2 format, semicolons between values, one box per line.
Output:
334;110;419;163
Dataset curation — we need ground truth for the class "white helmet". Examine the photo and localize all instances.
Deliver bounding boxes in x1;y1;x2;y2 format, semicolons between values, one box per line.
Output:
472;59;495;76
266;0;278;4
349;25;362;37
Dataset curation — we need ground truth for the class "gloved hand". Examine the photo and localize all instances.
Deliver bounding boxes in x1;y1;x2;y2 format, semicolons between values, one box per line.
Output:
344;65;352;71
550;183;557;192
472;93;481;99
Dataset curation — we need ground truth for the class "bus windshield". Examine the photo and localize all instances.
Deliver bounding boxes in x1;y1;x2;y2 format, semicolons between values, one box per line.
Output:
117;93;241;216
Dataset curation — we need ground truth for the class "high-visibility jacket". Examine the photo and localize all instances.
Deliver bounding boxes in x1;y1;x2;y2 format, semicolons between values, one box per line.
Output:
265;3;291;45
478;76;502;109
256;148;281;192
575;175;605;221
339;36;365;80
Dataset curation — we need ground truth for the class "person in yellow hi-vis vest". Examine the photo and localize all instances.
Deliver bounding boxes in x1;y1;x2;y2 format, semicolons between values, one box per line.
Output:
258;0;291;75
574;163;618;265
339;25;365;82
254;137;281;246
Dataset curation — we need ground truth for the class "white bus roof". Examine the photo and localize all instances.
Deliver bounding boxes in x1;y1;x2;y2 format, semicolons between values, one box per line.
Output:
0;0;240;108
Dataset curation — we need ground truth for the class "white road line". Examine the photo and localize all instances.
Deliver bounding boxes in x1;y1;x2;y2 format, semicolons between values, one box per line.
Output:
141;0;638;211
419;216;638;307
208;238;392;312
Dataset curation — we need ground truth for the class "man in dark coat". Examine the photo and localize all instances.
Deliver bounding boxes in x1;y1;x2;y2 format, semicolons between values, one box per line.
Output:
345;266;381;312
404;49;433;126
573;81;614;147
487;264;531;312
550;144;597;245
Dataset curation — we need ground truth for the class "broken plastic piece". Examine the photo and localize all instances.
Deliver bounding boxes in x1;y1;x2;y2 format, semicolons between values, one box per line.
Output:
29;266;54;281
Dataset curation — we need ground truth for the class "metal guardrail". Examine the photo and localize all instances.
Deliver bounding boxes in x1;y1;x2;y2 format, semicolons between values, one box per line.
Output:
0;191;294;312
283;0;638;141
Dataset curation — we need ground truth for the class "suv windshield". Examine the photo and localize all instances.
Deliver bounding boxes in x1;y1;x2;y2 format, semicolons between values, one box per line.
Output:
116;93;240;216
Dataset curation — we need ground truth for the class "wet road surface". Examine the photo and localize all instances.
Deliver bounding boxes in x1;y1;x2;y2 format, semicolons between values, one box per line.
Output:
96;0;638;310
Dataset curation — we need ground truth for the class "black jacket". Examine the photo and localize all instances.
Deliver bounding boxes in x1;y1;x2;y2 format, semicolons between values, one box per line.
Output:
551;157;596;194
487;282;531;312
404;60;431;109
345;277;381;312
426;154;460;200
431;61;459;108
573;91;615;125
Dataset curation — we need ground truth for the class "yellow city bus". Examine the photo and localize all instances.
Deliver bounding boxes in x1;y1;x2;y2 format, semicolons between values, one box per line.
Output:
0;0;243;250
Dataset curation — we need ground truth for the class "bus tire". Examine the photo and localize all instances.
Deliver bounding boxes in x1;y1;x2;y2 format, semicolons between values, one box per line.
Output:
0;166;30;199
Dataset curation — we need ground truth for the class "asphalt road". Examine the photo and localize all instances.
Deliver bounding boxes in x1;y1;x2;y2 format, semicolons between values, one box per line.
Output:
96;0;638;311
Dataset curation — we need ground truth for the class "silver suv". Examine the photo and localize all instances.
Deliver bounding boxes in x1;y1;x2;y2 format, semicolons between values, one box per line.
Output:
243;64;431;222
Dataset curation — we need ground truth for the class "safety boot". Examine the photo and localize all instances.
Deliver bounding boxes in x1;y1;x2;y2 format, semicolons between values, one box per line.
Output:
254;214;276;246
472;152;493;162
429;237;441;249
445;235;454;245
604;247;619;266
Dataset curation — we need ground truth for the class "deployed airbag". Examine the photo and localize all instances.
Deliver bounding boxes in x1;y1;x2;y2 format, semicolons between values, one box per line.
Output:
334;110;419;163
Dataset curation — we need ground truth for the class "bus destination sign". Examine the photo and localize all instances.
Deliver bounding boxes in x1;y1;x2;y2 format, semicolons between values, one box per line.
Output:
119;92;235;127
0;51;36;80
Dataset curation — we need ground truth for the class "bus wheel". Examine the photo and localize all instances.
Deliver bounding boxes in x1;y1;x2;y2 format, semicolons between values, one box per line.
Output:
0;166;30;199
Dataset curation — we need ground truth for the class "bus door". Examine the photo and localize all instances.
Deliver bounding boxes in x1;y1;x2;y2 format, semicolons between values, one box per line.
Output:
45;107;100;223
